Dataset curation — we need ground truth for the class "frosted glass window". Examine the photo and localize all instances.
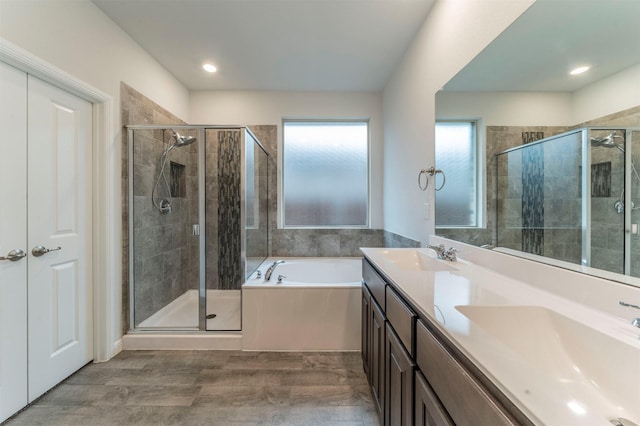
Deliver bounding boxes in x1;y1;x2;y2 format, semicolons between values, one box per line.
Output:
283;121;368;227
435;121;478;227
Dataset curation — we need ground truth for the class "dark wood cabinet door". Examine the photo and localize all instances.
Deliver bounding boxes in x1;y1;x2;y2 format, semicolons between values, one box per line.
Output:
371;299;386;421
361;285;371;378
415;370;454;426
384;323;415;426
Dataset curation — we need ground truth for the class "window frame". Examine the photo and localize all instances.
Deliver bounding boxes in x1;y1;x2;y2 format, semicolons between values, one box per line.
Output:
280;118;371;229
434;119;484;229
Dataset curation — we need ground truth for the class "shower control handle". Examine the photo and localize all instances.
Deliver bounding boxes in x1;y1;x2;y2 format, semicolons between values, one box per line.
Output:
0;249;27;262
31;245;62;257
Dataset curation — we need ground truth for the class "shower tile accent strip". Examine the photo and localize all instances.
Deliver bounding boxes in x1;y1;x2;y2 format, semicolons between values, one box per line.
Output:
521;131;545;255
121;92;426;332
217;130;242;290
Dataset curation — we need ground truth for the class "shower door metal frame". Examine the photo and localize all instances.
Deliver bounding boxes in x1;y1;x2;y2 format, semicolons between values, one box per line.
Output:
581;128;591;267
127;125;203;332
127;124;269;332
583;126;640;275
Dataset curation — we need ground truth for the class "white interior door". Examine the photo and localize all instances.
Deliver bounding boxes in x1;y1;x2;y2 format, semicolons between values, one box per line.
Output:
26;76;93;402
0;62;29;423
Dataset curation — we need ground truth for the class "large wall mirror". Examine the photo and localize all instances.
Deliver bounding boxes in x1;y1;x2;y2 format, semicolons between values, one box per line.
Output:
435;0;640;288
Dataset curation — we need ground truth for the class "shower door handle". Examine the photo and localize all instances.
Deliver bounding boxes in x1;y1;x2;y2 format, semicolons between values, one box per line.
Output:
0;249;27;262
31;245;62;257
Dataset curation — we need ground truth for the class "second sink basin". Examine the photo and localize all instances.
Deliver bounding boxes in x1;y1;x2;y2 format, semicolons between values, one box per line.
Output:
381;249;457;272
455;305;639;420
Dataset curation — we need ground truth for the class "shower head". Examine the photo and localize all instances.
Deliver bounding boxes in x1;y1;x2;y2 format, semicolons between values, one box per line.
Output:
590;133;625;152
171;131;197;148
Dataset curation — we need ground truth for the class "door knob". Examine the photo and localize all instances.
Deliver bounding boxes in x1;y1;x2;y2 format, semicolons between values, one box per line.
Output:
31;245;62;257
0;249;27;261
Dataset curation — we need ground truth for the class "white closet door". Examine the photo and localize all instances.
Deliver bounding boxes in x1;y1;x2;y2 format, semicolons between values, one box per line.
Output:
0;62;28;423
27;76;93;401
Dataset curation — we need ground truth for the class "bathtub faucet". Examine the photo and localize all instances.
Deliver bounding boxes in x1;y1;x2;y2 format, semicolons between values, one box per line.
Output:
265;260;285;281
619;301;640;328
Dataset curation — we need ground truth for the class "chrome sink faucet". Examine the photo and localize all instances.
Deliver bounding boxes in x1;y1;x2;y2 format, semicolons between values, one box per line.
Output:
619;301;640;328
265;260;285;281
425;244;458;262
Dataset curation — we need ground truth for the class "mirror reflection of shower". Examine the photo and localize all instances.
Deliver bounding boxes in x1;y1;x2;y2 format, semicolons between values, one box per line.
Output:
590;130;640;214
152;129;197;214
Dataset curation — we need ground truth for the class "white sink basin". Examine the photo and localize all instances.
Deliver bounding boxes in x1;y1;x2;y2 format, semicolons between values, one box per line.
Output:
456;305;639;421
381;249;457;272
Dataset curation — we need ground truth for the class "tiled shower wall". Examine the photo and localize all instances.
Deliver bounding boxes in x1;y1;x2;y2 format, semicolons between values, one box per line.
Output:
438;105;640;276
204;129;243;291
581;108;640;274
121;87;419;331
437;125;567;247
131;129;199;324
121;83;194;332
497;130;582;264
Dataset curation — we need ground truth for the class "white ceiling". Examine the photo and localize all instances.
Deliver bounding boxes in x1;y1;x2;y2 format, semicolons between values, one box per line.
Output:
443;0;640;92
92;0;435;92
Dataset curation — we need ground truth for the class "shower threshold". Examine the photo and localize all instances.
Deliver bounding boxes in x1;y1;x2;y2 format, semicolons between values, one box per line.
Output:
123;289;242;350
138;289;241;330
122;330;242;351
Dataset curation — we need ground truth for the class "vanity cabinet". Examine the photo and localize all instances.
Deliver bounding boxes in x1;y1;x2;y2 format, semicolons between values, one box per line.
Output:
416;320;515;425
415;370;454;426
361;258;530;426
361;287;370;377
362;260;387;420
370;291;386;418
384;323;416;426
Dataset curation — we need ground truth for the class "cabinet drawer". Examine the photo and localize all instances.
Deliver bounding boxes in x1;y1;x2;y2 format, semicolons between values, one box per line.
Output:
385;286;416;357
416;320;515;425
362;259;386;310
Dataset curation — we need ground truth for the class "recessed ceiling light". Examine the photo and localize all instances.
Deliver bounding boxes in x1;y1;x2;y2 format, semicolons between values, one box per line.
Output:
569;66;590;75
203;63;217;73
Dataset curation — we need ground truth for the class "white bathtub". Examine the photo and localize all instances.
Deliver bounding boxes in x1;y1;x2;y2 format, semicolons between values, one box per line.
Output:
242;257;363;351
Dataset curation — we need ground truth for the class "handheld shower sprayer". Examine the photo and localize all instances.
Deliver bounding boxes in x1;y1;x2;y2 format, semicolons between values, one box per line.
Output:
151;129;197;214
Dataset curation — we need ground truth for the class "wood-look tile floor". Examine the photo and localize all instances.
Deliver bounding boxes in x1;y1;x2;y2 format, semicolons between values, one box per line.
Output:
5;350;379;426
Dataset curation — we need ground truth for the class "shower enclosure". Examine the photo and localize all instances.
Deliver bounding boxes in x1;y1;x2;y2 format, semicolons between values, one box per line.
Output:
127;126;269;331
497;126;640;277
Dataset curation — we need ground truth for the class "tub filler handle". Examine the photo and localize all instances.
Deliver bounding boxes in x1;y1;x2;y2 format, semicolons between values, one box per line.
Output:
277;275;286;283
265;260;285;281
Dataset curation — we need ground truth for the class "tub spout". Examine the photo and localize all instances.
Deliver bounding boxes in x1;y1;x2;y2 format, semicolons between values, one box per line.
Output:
265;260;285;281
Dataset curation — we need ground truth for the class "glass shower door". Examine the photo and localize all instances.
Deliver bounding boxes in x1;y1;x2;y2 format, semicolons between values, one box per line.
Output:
205;128;243;331
203;128;269;331
130;127;201;329
588;129;625;274
496;130;583;264
629;129;640;277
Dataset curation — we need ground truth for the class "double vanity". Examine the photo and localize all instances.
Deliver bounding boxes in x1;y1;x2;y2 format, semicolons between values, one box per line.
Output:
360;239;640;425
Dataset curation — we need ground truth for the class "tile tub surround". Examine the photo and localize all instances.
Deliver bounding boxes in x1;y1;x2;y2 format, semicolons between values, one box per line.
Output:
5;351;378;426
363;243;640;425
250;124;402;257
